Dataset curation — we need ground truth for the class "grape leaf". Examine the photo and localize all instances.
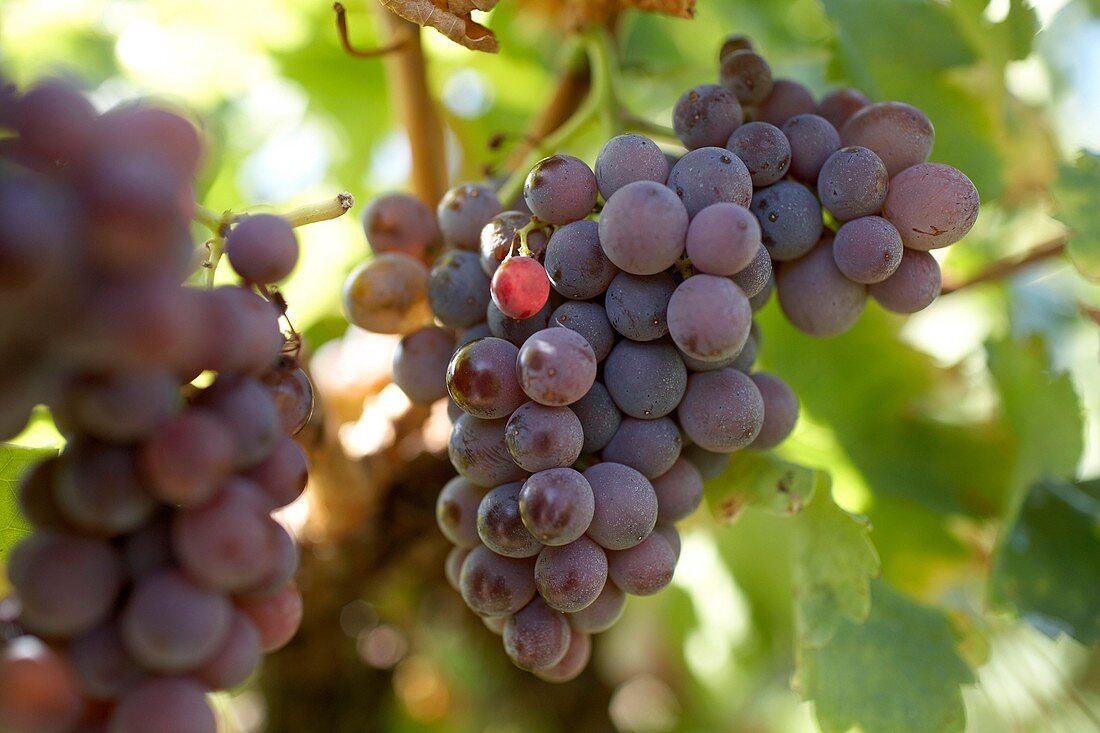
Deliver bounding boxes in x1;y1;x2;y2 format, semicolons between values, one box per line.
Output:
706;451;817;523
991;477;1100;644
793;480;880;649
0;445;53;559
1051;151;1100;280
798;579;975;733
381;0;500;53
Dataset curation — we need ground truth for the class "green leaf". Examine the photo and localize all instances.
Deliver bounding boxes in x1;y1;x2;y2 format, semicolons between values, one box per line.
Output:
1051;151;1100;280
991;477;1100;644
706;451;817;523
799;579;975;733
793;478;881;648
0;445;54;559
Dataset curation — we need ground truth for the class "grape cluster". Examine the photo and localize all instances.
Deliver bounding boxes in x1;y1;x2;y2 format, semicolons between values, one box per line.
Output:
0;79;313;732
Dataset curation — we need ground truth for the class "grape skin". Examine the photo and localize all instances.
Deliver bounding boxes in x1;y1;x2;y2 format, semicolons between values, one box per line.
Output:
523;154;598;225
551;301;615;363
478;482;543;559
362;192;440;259
107;677;217;733
602;417;683;479
730;244;773;299
726;121;791;188
503;596;571;671
226;213;299;284
428;250;492;328
234;582;303;653
755;79;815;127
68;623;145;701
543;220;618;300
0;637;83;733
491;255;550;319
446;337;526;419
245;436;309;510
479;211;529;276
719;50;774;106
535;536;608;612
437;476;488;549
567;582;626;633
445;546;469;591
598;181;688;275
750;180;824;261
448;414;528;488
667;275;752;363
776;239;867;337
393;326;455;404
685;203;761;276
343;253;431;335
868;249;942;314
194;612;262;690
604;271;677;342
882;163;980;250
460;545;536;617
504;401;584;472
677;368;764;452
535;628;591;683
437;183;503;251
259;363;314;436
748;372;799;449
568;382;622;454
667;147;753;217
519;468;595;546
603;339;687;420
817;146;889;222
832;216;904;284
63;369;178;443
718;33;753;61
195;377;281;470
487;298;553;347
651;457;704;522
607;532;677;596
594;133;670;199
584;462;658;551
54;441;157;536
817;88;870;130
840;101;934;177
516;328;597;407
673;84;742;150
781;113;840;183
682;444;731;480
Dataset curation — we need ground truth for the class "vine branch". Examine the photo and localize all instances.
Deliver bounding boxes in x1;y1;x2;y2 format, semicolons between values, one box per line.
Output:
333;2;413;58
940;233;1070;295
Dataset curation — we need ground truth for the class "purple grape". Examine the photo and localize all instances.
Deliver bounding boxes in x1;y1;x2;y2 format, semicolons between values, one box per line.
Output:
393;326;455;404
594;133;670;199
667;147;753;217
654;524;682;560
603;339;687;419
15;79;97;163
598;180;688;275
456;322;492;350
519;468;595;546
195;612;262;690
446;337;526;419
568;382;622;454
122;514;173;579
749;372;799;449
342;253;431;335
479;211;528;276
668;275;752;363
195;376;281;469
833;216;903;284
782;113;840;183
244;436;309;510
516;328;597;407
583;462;658;550
245;519;300;597
567;581;626;633
428;249;491;328
840;101;935;177
817;88;870;130
651;457;704;522
437;476;488;549
755;79;816;127
776;239;867;336
726;121;791;187
0;637;83;733
459;545;537;617
543;220;618;299
608;532;677;596
62;368;178;443
868;249;942;314
445;546;469;591
503;596;571;671
683;444;731;480
96;103;203;174
17;458;70;533
448;414;528;487
535;536;608;612
68;624;145;700
437;183;503;251
686;203;761;276
226;213;299;284
235;582;303;653
604;271;677;342
678;346;737;373
728;247;770;302
673;84;742;150
719;50;774;105
54;441;157;536
551;301;615;362
260;362;314;436
750;180;823;261
677;368;764;452
487;298;553;347
731;321;761;372
505;401;584;472
817;146;889;221
362;192;439;259
535;627;591;683
882;163;980;250
107;677;217;733
718;33;753;61
602;417;683;479
0;173;75;291
749;273;774;312
478;482;542;558
523;154;597;225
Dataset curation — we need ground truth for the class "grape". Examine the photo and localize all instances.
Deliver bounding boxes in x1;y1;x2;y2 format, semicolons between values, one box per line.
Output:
833;216;903;284
686;203;762;276
594;133;670;199
718;33;753;61
193;285;283;377
15;79;96;163
882;163;980;250
598;181;688;275
682;444;731;480
459;545;537;617
68;624;145;700
868;249;941;314
261;362;314;436
0;173;74;290
226;213;299;284
749;274;774;311
437;183;503;251
120;570;231;672
60;369;176;444
731;321;761;372
139;410;234;507
477;482;542;558
603;340;687;419
447;336;526;419
437;473;490;548
234;581;303;652
0;637;83;733
17;457;70;532
244;436;308;510
776;239;867;336
96;104;203;174
725;121;792;188
719;50;774;106
817;146;889;221
730;244;773;299
505;401;584;472
840;101;934;177
479;211;528;275
755;79;816;127
491;255;550;319
455;322;492;351
567;582;626;633
503;596;571;671
107;677;216;733
342;253;431;334
551;301;615;362
535;628;591;683
750;180;824;261
602;417;683;479
428;249;492;328
749;372;799;449
583;462;658;551
487;298;553;347
782;113;840;183
448;414;528;487
362;192;440;259
516;328;597;407
568;382;622;454
604;271;677;342
535;536;608;612
122;514;173;579
543;220;618;300
668;275;752;363
8;533;123;639
483;615;507;634
245;519;300;597
817;88;870;131
54;441;156;536
523;154;598;225
445;546;469;591
195;376;281;469
393;326;455;404
673;84;742;150
194;612;262;690
651;457;704;522
607;532;677;596
667;147;753;217
518;468;595;546
654;524;682;560
678;347;736;373
677;368;764;452
172;478;276;592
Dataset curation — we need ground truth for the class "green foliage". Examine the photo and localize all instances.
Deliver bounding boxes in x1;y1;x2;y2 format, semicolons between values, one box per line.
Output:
991;477;1100;645
707;451;817;522
1052;151;1100;280
0;445;53;561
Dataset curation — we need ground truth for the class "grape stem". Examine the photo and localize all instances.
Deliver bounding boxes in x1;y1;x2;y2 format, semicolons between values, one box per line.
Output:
333;2;414;58
940;232;1070;295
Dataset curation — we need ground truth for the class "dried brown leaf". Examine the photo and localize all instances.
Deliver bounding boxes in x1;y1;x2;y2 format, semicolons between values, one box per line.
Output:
380;0;500;52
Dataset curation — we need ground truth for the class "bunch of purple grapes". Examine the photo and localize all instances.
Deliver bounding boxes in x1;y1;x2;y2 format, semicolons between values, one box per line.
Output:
0;78;314;733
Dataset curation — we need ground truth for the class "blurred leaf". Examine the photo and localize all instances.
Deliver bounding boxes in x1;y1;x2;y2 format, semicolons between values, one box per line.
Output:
1051;151;1100;280
0;445;53;559
799;579;974;733
793;478;880;648
707;451;817;523
381;0;499;53
991;477;1100;644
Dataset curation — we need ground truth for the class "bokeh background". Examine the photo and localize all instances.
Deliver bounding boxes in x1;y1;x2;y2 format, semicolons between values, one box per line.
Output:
2;0;1099;731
